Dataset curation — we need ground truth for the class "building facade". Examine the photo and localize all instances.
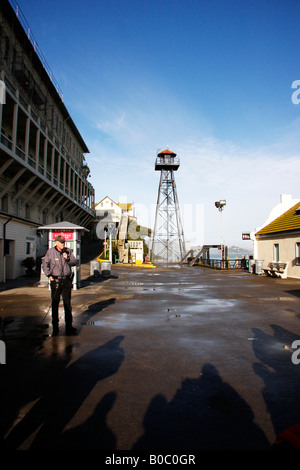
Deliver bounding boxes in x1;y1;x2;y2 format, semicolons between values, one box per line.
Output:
0;0;95;281
94;196;142;263
254;195;300;279
95;196;123;227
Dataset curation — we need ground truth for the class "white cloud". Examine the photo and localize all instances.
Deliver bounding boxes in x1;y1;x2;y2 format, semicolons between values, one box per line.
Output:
175;127;300;247
84;89;300;251
96;111;127;135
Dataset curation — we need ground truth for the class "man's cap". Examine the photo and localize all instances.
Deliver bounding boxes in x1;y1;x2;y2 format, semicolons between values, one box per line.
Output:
55;235;65;242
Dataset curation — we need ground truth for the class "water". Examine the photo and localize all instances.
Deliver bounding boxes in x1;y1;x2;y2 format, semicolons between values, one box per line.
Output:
210;252;252;260
196;251;252;269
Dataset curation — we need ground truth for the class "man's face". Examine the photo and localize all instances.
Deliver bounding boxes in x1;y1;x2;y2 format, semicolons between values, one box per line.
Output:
55;240;65;251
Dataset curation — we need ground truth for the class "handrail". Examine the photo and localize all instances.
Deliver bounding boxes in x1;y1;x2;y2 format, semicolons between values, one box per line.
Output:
194;258;249;270
155;157;180;165
8;0;64;101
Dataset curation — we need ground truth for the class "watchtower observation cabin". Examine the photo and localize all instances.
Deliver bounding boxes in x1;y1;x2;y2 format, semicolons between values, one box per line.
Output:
155;149;180;171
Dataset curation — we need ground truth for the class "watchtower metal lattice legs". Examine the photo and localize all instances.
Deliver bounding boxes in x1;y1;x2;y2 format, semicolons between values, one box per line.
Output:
150;169;186;262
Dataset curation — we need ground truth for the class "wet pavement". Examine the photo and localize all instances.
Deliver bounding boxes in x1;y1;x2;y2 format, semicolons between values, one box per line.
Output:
1;259;300;450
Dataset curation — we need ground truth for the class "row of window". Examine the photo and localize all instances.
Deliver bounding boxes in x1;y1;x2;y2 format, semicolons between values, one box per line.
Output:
273;242;300;265
128;241;143;249
3;238;34;256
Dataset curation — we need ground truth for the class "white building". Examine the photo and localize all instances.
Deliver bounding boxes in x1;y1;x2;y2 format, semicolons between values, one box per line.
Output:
94;196;145;263
254;195;300;279
94;196;135;239
95;196;123;223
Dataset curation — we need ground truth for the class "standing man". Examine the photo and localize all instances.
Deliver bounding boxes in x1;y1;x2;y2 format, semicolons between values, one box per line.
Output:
42;235;78;336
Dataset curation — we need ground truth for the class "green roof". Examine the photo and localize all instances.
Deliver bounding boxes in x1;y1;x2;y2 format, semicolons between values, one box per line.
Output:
255;202;300;236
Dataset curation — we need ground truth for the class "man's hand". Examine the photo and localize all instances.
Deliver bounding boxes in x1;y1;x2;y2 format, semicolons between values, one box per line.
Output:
49;276;54;281
62;252;68;260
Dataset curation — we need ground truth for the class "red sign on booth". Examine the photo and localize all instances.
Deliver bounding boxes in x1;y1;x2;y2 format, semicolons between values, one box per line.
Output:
52;231;74;240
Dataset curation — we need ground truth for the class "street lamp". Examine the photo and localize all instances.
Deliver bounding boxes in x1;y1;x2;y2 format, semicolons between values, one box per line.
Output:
215;199;226;245
103;226;109;259
215;199;226;268
215;200;226;212
107;223;115;263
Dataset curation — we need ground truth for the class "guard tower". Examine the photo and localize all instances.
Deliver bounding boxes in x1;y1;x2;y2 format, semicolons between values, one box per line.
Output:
150;148;186;262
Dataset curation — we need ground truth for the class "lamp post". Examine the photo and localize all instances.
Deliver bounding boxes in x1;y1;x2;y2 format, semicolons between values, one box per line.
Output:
215;200;226;244
107;223;114;263
215;200;226;267
104;226;108;259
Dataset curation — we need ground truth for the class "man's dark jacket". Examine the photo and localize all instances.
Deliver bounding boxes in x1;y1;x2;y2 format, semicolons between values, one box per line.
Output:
42;246;77;279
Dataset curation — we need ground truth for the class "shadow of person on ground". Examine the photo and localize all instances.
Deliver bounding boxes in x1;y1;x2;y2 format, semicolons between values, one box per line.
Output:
80;274;118;287
251;325;300;440
284;290;300;298
56;391;117;450
78;298;116;327
3;335;124;450
133;363;269;450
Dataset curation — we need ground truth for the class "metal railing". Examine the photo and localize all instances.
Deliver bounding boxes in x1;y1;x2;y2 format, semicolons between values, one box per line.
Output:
194;258;249;270
8;0;64;101
0;133;12;150
155;157;180;166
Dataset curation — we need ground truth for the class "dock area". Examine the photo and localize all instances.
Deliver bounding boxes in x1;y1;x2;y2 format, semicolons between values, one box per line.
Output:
1;258;300;450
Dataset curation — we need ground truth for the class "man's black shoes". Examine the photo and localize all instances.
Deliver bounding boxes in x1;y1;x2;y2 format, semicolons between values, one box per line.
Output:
52;325;77;336
51;325;77;336
65;326;77;336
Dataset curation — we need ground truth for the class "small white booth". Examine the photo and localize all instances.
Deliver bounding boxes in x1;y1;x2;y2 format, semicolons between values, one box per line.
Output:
128;240;144;263
38;221;89;290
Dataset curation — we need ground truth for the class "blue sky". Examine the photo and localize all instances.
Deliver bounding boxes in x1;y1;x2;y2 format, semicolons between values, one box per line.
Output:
17;0;300;249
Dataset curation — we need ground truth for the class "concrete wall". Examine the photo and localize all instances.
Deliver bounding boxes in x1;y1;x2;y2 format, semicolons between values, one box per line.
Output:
256;233;300;279
0;216;37;281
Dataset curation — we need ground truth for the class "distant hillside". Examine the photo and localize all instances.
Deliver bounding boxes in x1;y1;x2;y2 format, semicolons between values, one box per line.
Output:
228;245;252;254
209;245;253;255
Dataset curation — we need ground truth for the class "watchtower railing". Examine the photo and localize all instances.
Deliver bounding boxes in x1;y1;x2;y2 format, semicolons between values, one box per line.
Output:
155;156;180;170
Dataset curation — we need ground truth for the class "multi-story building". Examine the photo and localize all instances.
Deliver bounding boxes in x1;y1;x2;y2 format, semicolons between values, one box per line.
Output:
0;0;95;281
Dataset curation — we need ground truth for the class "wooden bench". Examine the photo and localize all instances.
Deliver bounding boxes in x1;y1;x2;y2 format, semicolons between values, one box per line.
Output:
263;262;289;279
